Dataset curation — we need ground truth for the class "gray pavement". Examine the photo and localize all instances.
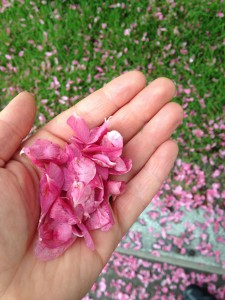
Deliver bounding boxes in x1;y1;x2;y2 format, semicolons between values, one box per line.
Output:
117;202;225;275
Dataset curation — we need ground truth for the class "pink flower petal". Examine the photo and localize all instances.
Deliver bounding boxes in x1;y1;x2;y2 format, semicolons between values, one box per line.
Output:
73;157;96;183
39;169;62;216
109;157;132;175
68;182;96;216
108;181;125;195
78;223;95;250
23;139;68;165
46;162;64;189
88;120;108;144
37;198;79;254
67;113;90;143
39;221;72;249
95;165;109;180
85;200;114;231
101;130;123;160
92;153;116;167
63;157;96;190
49;197;78;224
65;143;82;161
24;113;132;260
34;236;75;261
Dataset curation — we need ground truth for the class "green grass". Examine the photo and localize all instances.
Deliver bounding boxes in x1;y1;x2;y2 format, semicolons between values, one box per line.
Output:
0;0;224;164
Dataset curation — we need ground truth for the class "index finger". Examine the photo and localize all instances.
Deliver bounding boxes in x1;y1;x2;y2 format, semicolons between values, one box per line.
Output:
41;71;146;141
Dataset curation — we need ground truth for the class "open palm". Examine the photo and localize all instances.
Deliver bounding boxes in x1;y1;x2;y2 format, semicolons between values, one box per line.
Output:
0;72;183;300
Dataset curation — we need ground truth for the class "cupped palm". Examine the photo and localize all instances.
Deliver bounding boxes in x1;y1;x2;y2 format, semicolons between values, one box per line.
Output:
0;72;182;300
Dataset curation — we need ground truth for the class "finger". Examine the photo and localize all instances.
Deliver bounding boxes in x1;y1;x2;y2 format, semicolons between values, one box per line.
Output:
0;92;36;167
118;102;183;182
113;139;178;235
41;71;146;141
90;139;178;264
108;77;176;143
26;76;173;151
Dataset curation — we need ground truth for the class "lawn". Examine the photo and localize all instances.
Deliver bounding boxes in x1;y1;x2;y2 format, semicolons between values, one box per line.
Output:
0;0;225;299
0;1;224;162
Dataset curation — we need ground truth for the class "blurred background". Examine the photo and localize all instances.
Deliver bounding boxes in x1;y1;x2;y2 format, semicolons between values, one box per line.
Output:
0;1;224;299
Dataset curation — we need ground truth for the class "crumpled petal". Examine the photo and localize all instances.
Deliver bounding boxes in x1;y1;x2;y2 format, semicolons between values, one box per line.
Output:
65;143;82;162
85;200;114;231
101;130;123;160
88;120;108;144
35;236;75;261
49;197;79;224
39;178;58;216
39;221;73;249
91;153;116;168
109;157;132;175
78;223;95;250
73;157;96;183
68;182;96;216
23;139;68;165
67;113;90;143
23;114;132;261
108;180;126;196
46;162;64;190
63;157;96;190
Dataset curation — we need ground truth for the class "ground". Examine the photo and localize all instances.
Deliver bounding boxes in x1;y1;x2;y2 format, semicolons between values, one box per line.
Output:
0;1;224;299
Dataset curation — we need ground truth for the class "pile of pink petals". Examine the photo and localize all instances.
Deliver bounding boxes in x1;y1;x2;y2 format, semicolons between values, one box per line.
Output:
23;113;132;261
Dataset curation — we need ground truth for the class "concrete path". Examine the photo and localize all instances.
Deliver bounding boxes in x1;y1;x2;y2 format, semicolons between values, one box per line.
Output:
117;202;225;275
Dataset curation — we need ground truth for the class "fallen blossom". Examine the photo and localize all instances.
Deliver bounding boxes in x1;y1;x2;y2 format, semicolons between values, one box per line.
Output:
23;113;132;260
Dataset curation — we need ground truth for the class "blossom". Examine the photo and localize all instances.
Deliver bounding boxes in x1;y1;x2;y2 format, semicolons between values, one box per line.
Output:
124;28;131;36
216;12;224;18
23;113;132;260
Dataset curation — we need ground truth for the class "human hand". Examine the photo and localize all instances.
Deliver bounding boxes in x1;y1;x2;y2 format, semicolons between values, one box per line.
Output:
0;71;183;300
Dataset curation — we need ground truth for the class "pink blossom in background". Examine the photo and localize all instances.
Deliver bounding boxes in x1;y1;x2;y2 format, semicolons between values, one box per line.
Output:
216;12;224;18
5;54;12;60
18;50;24;57
38;113;46;124
212;170;220;178
193;129;204;138
124;28;131;36
23;113;132;260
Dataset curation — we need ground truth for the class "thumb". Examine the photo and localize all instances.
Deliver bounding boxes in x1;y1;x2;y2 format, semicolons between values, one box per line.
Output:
0;91;36;167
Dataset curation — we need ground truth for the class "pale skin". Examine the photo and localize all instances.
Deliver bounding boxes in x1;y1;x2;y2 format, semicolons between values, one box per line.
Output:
0;71;183;300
